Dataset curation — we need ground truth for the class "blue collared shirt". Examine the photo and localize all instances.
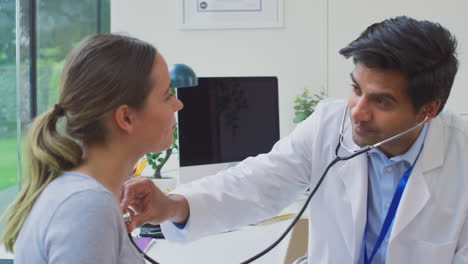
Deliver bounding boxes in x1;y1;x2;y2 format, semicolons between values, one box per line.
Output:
358;124;428;264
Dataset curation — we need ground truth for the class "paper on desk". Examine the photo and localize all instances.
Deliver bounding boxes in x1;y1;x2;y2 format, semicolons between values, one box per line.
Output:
254;213;296;226
133;237;155;252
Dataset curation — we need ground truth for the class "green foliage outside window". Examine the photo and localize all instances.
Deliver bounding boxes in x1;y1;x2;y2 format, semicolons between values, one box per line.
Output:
0;0;110;191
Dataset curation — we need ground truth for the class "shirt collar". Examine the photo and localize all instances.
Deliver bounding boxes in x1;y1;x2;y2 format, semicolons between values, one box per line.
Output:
368;123;428;166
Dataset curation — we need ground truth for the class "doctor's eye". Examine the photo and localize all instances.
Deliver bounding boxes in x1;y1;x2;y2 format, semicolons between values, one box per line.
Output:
373;96;394;110
351;84;362;96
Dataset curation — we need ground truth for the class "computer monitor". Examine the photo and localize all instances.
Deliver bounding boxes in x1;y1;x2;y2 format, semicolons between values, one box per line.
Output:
177;76;279;168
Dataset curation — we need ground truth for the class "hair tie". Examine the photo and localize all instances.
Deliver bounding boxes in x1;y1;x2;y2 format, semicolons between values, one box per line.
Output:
53;104;66;117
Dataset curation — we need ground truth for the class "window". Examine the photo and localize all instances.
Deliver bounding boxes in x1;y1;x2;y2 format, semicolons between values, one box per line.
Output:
37;0;110;113
0;0;110;225
0;0;19;215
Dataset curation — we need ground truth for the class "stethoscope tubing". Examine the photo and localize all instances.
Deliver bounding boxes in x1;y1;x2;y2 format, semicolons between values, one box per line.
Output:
241;106;427;263
240;136;372;263
128;233;160;264
131;105;427;264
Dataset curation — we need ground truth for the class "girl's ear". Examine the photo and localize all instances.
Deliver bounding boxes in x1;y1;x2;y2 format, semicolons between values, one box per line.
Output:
113;105;136;134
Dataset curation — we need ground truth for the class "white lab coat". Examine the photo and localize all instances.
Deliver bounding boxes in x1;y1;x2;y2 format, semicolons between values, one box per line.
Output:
162;99;468;264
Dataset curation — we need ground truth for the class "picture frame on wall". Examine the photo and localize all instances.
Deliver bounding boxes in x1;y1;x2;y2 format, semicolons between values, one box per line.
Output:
178;0;284;29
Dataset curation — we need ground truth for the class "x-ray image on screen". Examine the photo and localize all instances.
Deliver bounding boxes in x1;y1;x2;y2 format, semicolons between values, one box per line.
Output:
177;76;279;167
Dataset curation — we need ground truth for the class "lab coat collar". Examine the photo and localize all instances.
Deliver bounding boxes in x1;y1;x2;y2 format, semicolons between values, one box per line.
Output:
337;116;445;259
418;117;445;172
389;117;444;241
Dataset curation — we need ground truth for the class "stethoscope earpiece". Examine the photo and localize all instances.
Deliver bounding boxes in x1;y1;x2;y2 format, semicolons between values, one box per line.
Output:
338;106;428;155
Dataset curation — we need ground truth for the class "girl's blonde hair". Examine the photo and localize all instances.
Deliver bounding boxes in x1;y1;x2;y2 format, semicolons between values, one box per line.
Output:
1;34;157;251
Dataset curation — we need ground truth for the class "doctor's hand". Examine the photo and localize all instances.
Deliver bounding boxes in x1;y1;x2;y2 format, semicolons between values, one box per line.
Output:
120;176;190;232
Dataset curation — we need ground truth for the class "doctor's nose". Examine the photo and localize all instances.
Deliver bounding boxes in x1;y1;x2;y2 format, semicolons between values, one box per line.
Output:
350;99;372;122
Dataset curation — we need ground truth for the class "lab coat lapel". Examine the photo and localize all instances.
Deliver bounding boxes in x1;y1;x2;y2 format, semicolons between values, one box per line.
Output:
388;165;430;240
389;119;444;241
337;149;368;260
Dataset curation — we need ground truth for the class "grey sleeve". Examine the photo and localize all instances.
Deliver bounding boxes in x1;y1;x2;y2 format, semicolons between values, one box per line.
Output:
44;190;123;264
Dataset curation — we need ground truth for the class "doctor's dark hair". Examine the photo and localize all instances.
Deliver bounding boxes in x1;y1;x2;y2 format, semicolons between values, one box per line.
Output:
339;16;458;115
1;34;157;252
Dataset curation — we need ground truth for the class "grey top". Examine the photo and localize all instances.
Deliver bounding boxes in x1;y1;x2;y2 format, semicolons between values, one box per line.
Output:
14;171;145;264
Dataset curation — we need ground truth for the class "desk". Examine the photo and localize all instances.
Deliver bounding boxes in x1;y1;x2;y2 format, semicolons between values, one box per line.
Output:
145;220;297;264
0;218;305;264
0;210;308;264
142;197;309;264
0;196;309;263
140;167;310;263
0;182;310;263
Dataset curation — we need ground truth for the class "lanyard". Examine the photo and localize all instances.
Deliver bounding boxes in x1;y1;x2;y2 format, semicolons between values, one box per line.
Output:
363;165;414;264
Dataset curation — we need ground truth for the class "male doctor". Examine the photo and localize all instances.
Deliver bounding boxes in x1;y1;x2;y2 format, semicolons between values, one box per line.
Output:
121;16;468;263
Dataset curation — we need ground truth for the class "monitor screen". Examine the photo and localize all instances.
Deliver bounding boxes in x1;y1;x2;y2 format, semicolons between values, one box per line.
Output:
177;76;279;167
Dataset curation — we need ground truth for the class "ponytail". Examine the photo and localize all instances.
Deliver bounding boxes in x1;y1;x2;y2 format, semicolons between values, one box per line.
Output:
1;106;82;252
2;33;159;252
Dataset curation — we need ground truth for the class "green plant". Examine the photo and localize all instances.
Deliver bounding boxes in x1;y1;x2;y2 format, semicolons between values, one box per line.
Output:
145;126;178;178
293;89;326;123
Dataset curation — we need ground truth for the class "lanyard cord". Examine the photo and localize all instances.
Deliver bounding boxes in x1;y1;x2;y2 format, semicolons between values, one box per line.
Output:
363;145;424;264
240;136;373;264
128;233;160;264
363;166;413;264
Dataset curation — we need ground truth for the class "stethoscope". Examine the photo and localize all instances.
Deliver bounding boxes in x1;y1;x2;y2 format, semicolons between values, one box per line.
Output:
240;105;428;264
125;105;428;264
123;210;160;264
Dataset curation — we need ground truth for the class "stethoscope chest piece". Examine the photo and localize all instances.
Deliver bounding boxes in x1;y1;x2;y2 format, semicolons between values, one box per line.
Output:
123;209;132;225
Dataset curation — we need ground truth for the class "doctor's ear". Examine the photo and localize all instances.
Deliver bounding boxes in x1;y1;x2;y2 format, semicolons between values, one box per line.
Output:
420;99;442;122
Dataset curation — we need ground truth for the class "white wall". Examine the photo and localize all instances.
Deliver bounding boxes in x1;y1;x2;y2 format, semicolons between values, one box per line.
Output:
113;0;468;179
112;0;328;137
113;0;468;138
327;0;468;114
